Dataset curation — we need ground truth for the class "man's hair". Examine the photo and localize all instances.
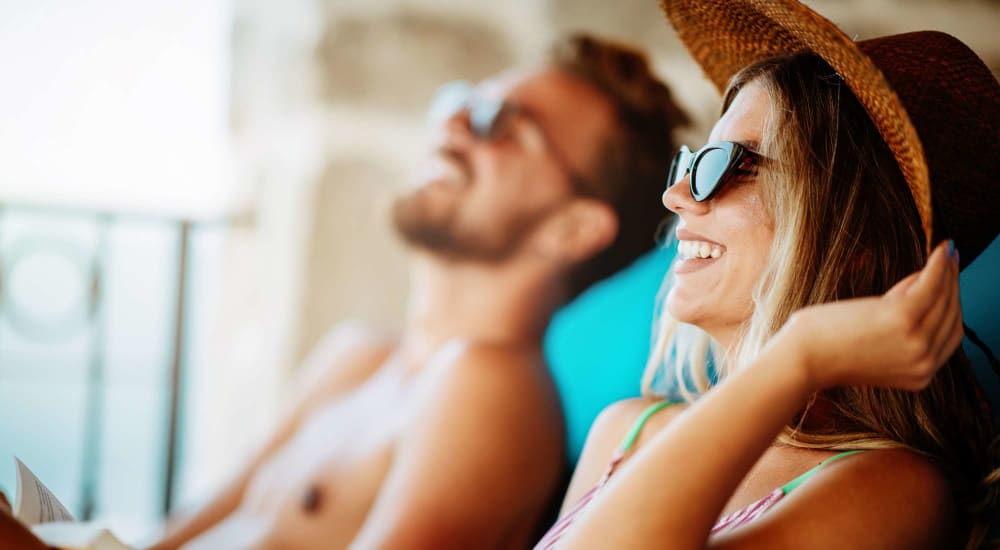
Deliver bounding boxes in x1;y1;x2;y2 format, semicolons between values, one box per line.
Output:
548;33;689;300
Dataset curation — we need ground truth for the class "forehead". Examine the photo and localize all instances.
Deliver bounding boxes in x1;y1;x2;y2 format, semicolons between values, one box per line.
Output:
482;65;616;145
708;80;770;148
479;65;603;106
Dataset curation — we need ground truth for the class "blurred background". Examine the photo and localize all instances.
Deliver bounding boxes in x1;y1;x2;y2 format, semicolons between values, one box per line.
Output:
1;0;998;544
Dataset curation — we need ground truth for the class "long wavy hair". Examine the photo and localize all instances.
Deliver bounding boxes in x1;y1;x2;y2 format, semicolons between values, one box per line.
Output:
642;53;1000;548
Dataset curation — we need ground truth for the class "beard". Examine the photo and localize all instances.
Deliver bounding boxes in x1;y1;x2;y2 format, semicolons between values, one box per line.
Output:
391;190;537;263
392;146;554;262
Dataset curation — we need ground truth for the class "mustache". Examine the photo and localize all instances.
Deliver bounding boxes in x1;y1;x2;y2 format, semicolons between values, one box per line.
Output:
435;145;473;182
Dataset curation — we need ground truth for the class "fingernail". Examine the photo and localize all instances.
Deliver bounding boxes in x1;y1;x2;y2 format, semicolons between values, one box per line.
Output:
947;239;955;257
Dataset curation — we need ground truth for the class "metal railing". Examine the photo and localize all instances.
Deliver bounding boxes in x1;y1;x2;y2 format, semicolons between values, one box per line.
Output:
0;202;241;519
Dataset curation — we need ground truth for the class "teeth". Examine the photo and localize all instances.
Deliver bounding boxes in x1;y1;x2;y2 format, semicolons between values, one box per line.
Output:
677;240;724;260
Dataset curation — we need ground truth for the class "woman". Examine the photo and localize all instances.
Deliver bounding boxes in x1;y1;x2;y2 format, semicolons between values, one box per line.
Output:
536;1;1000;548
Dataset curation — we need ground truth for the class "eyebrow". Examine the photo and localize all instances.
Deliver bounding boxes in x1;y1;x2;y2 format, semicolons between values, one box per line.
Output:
734;139;761;153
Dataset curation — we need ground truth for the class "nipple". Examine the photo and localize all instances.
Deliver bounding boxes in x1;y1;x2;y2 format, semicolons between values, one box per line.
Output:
301;483;323;514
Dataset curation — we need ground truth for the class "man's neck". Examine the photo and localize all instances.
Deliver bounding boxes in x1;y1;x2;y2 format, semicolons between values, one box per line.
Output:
395;254;564;368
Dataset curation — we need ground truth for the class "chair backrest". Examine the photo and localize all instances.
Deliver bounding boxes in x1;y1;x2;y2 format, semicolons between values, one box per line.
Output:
544;246;674;464
960;234;1000;417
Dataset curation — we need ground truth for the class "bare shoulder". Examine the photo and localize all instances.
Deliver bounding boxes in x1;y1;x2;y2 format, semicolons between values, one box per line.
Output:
589;396;688;453
817;448;953;530
561;397;687;514
420;340;559;431
805;447;952;524
378;339;565;539
290;320;398;409
410;339;564;472
423;340;553;402
713;448;956;549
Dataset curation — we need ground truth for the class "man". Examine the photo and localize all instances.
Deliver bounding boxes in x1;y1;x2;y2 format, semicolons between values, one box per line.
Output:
151;33;688;549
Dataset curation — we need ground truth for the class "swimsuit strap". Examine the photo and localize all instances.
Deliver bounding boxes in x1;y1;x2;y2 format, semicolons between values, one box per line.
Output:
781;450;866;494
619;400;680;452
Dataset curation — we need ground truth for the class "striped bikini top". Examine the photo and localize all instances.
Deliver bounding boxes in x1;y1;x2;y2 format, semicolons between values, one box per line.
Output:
534;401;864;549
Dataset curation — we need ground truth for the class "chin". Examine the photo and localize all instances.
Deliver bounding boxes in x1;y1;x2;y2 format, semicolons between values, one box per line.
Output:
665;287;704;326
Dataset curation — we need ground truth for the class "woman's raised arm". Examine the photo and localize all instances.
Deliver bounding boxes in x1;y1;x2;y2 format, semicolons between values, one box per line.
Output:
557;240;961;549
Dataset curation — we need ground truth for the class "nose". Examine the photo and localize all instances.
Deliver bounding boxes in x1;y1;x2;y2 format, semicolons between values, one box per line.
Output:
440;108;474;147
662;175;709;215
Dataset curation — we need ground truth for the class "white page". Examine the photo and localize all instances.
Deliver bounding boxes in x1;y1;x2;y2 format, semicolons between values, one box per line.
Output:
13;457;75;525
32;521;134;550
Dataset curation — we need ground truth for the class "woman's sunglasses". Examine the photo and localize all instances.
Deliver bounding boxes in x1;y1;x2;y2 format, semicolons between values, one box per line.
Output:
666;141;759;201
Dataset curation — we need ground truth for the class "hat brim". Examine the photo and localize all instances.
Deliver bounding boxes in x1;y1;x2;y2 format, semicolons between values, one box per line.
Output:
659;0;933;253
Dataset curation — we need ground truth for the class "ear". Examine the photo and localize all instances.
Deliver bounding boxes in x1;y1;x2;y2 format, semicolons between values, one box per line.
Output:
533;199;618;264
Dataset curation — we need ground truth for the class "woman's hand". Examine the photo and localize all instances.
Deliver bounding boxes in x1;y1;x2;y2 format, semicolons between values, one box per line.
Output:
779;240;962;392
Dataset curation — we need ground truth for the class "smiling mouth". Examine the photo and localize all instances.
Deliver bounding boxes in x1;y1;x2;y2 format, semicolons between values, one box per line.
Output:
677;239;725;260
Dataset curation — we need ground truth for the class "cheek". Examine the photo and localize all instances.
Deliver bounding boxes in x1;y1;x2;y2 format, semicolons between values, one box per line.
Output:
732;186;775;268
730;224;774;295
708;196;775;313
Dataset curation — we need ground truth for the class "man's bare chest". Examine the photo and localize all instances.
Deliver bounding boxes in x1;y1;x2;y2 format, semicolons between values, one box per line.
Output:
242;368;417;516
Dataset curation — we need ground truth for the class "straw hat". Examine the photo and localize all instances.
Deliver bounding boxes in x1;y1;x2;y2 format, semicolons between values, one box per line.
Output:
659;0;1000;269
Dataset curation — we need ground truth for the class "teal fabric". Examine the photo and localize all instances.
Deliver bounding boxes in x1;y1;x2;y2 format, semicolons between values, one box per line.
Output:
960;234;1000;418
958;235;1000;541
544;246;675;464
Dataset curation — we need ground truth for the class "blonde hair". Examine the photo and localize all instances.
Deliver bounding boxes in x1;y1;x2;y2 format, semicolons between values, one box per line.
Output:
642;53;1000;548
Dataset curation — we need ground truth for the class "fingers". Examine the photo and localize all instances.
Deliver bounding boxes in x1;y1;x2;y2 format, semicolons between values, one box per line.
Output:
885;271;920;299
930;273;964;368
896;241;956;320
876;241;960;390
905;241;962;386
917;245;960;335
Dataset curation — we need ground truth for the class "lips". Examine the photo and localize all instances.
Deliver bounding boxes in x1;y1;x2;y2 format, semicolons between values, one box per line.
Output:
674;228;726;274
677;239;723;260
418;147;472;189
676;228;725;255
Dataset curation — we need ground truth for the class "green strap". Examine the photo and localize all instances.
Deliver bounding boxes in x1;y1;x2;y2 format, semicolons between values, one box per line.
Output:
781;450;866;494
619;400;679;452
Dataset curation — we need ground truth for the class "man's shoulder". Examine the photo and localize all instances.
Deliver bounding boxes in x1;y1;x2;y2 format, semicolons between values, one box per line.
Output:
402;339;564;489
415;338;561;433
424;339;550;395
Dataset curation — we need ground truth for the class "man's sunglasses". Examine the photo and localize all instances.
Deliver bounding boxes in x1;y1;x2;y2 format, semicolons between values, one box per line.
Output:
428;80;594;194
666;141;759;202
428;80;522;141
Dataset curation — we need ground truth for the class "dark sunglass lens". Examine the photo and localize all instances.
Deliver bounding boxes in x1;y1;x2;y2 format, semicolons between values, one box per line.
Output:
667;152;681;188
667;147;691;188
691;147;731;200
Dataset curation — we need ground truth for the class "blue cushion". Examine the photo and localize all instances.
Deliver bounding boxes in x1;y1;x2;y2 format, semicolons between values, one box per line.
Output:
544;246;675;464
960;234;1000;417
